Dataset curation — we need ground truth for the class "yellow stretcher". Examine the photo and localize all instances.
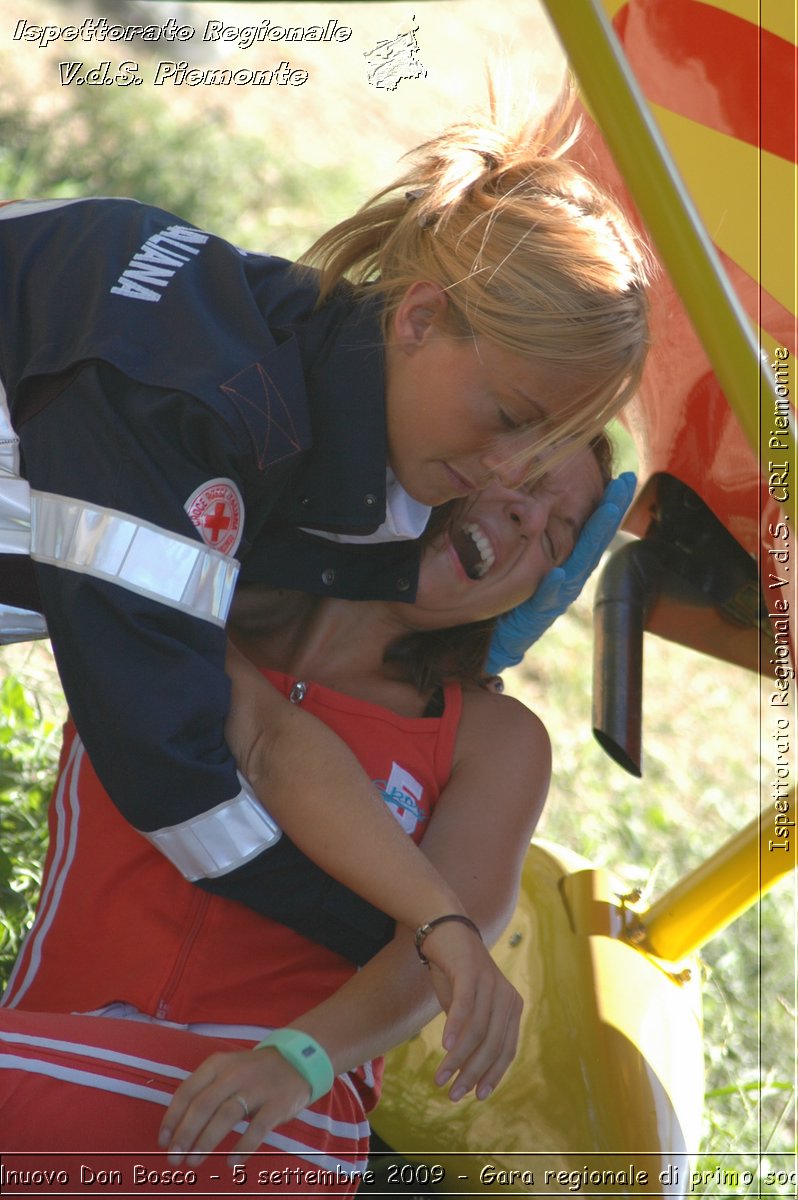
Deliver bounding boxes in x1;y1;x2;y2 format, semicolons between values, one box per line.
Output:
374;812;794;1193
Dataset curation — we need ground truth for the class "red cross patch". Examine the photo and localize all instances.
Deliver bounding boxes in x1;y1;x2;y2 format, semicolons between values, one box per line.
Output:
184;479;243;557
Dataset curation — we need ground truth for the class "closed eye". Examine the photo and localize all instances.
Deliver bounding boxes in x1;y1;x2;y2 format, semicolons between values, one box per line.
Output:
498;407;525;432
550;516;578;565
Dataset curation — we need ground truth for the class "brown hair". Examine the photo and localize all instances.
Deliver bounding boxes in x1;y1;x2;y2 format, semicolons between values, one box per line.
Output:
300;83;651;477
384;430;615;694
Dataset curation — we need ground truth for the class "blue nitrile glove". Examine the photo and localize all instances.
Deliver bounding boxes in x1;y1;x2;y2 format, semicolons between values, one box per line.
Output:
486;472;637;673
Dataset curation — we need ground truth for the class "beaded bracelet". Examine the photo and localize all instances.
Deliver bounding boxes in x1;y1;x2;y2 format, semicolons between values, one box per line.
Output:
254;1028;335;1104
414;914;482;966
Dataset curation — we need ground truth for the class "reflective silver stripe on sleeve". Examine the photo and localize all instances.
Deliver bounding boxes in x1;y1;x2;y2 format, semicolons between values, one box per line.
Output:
1;378;21;471
29;491;239;626
0;198;103;221
0;476;32;554
0;604;48;644
0;382;47;643
0;380;31;553
144;772;283;880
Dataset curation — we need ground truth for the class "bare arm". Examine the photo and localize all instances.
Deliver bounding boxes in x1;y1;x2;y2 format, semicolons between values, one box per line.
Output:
161;690;550;1162
224;641;506;1059
292;691;550;1083
223;640;466;932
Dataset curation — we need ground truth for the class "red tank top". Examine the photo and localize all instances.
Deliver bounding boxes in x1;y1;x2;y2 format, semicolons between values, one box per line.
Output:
3;671;462;1030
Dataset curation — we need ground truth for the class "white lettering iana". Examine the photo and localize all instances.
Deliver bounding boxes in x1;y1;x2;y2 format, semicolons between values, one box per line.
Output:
110;224;209;302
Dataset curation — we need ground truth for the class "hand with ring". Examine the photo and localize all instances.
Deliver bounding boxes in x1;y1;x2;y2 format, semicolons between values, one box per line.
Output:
159;1044;312;1167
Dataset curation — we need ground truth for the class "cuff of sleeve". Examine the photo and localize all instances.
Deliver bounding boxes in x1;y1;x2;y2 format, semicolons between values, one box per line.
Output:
144;772;282;880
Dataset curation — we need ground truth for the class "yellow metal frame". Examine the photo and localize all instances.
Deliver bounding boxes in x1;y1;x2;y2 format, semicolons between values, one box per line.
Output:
541;0;796;526
636;800;798;962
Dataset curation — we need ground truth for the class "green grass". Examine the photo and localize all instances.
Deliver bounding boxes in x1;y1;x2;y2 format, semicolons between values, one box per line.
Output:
0;665;63;981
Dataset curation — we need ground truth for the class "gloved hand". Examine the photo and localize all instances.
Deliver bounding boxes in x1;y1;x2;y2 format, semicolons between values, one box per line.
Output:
486;472;636;674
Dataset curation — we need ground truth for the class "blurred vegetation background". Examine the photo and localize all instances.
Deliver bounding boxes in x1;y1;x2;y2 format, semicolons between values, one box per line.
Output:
0;0;794;1190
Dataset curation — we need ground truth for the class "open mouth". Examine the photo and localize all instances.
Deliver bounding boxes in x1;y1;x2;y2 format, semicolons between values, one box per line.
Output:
452;522;496;580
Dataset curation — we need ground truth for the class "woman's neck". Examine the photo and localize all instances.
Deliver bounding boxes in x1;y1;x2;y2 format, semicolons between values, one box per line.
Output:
228;585;429;714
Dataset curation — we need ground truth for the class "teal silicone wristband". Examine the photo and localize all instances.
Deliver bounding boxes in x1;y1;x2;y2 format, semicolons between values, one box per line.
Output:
254;1029;335;1104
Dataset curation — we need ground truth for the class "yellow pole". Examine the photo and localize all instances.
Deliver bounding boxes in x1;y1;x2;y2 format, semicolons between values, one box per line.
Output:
634;802;797;962
540;0;795;486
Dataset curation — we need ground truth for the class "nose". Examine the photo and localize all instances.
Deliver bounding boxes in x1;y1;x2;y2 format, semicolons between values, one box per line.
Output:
478;479;550;537
506;489;549;536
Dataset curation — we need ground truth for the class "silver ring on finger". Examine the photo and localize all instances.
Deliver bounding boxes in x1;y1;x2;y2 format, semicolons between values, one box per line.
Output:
232;1093;250;1119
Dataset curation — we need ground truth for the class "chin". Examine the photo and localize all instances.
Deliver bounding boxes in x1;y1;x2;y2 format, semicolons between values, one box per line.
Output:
411;482;450;508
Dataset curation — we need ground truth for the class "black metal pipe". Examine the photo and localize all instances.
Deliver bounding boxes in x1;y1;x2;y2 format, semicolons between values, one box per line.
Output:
592;539;666;777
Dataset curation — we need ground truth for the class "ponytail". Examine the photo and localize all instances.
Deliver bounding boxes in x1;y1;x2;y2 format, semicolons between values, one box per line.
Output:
299;80;651;476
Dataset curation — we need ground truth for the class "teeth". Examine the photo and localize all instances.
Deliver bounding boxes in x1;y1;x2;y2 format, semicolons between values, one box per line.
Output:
462;522;496;579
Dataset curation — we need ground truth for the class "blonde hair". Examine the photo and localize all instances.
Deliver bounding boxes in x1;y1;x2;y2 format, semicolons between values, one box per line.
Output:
300;82;653;476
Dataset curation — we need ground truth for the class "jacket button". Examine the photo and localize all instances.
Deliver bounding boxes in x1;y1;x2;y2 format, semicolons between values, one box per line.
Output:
321;568;336;586
300;496;310;507
396;576;410;592
364;493;377;507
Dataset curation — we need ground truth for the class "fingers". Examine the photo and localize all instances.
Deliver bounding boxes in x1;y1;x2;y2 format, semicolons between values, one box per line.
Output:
568;471;636;579
160;1053;253;1166
159;1048;310;1167
421;923;523;1105
225;1102;296;1165
438;981;522;1103
159;1053;226;1157
437;967;493;1081
606;472;637;512
436;968;522;1102
529;565;565;611
437;948;488;1055
171;1092;250;1167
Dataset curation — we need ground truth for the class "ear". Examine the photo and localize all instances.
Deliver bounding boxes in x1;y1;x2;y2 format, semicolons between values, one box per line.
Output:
390;281;449;354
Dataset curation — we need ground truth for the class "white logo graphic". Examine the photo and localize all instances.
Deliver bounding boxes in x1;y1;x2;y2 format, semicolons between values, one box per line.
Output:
364;15;427;91
184;479;243;557
375;762;426;835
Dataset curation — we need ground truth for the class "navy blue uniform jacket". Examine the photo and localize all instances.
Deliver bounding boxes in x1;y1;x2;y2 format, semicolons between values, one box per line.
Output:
0;198;422;963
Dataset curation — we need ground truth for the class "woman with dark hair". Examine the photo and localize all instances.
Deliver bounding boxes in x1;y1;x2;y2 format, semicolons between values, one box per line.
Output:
0;437;624;1192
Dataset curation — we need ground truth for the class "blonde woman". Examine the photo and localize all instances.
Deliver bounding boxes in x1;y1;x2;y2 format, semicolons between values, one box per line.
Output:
0;95;649;1061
